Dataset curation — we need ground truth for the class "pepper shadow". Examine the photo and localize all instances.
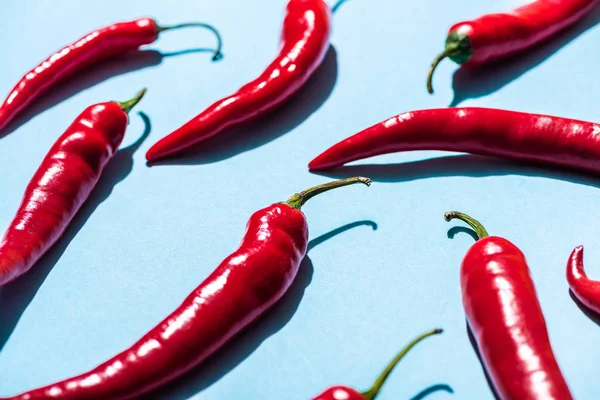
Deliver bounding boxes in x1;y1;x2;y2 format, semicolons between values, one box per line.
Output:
0;48;217;138
331;0;351;14
410;383;454;400
466;324;501;400
447;226;478;243
149;45;339;166
569;289;600;327
312;154;600;189
144;219;378;400
449;5;600;107
0;112;151;352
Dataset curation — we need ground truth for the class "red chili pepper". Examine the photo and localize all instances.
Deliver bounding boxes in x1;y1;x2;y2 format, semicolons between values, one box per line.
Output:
446;211;573;400
1;177;370;400
426;0;598;93
145;0;332;162
308;107;600;173
567;246;600;314
0;19;221;134
0;89;146;286
312;328;442;400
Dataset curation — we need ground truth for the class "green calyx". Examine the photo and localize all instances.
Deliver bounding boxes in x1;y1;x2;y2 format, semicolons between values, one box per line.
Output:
426;31;473;94
445;31;473;64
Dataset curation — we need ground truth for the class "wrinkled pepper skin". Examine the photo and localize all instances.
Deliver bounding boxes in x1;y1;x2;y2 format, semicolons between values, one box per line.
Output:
461;236;572;399
146;0;332;162
309;107;600;174
0;19;157;133
2;177;371;399
0;96;142;286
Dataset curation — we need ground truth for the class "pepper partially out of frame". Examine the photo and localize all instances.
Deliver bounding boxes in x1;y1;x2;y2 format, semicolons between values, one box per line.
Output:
1;177;371;400
312;328;443;400
146;0;332;162
0;18;221;133
426;0;598;93
567;246;600;315
308;107;600;175
0;89;146;286
446;211;572;400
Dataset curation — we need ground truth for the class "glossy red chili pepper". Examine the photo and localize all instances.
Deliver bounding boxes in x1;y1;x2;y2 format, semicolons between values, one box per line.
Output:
312;328;442;400
308;107;600;173
426;0;598;93
0;19;221;133
0;89;146;286
567;246;600;314
1;177;370;400
145;0;332;162
446;211;572;400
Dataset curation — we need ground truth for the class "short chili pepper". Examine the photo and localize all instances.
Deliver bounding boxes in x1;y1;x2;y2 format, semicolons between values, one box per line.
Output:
145;0;332;162
0;89;146;286
426;0;598;93
1;177;370;400
308;107;600;173
566;246;600;314
312;328;442;400
446;211;573;400
0;18;221;134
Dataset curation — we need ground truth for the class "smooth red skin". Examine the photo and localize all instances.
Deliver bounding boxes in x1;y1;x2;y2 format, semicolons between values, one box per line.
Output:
451;0;598;66
2;204;308;400
0;102;127;286
312;386;365;400
0;18;157;133
145;0;331;162
462;237;572;400
309;107;600;173
566;246;600;314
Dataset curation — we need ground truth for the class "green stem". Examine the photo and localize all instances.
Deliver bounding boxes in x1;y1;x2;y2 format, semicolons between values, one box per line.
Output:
426;50;448;94
361;328;444;400
444;211;489;240
284;177;371;210
157;22;223;61
117;88;147;114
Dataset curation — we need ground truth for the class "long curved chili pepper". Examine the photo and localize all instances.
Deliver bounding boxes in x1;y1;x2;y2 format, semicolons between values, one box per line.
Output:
145;0;332;162
426;0;598;93
567;246;600;314
1;177;370;400
308;107;600;173
312;328;442;400
446;211;573;400
0;89;146;287
0;19;222;134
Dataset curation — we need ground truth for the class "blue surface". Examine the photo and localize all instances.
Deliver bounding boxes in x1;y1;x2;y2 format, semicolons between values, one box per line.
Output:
1;0;600;398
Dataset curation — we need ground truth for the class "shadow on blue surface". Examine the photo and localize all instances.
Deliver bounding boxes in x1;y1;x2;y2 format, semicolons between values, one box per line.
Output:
0;112;151;351
312;154;600;189
0;48;217;139
331;0;351;14
449;5;600;107
144;219;377;400
569;289;600;327
410;383;454;400
447;226;478;243
149;45;338;166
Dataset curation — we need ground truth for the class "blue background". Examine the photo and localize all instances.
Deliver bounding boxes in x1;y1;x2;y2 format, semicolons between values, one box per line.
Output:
1;0;600;398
